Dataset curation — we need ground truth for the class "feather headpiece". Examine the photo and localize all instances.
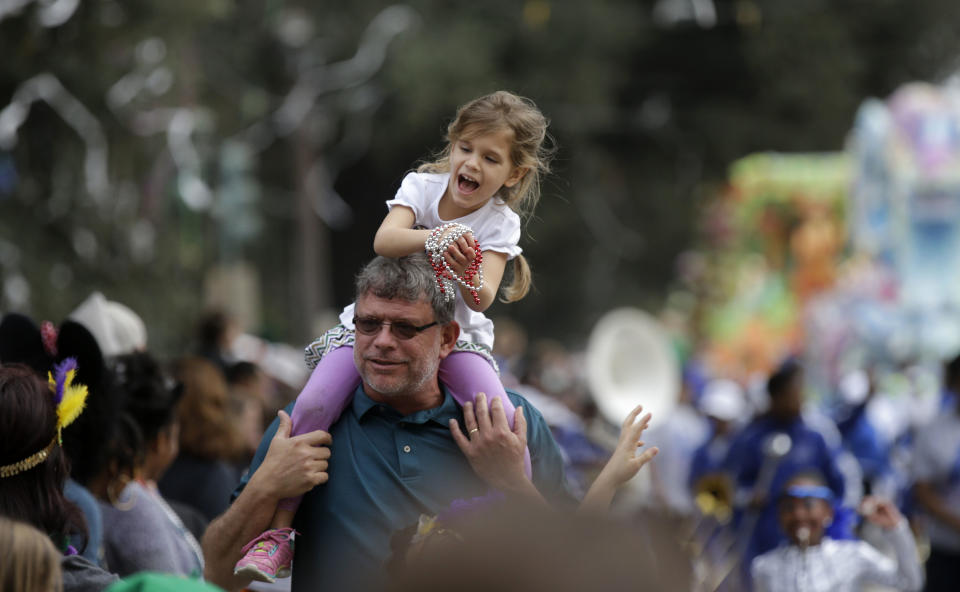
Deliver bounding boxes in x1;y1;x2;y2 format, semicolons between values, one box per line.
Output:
48;357;89;438
0;358;89;479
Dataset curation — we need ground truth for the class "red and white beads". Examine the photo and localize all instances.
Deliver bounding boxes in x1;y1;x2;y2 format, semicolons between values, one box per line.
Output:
425;222;484;305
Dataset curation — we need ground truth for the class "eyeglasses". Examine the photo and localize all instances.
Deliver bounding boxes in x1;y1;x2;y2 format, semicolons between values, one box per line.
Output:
353;316;439;340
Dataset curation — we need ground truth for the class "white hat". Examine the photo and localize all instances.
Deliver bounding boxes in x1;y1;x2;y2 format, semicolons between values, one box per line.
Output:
699;379;746;422
69;292;147;357
839;370;870;405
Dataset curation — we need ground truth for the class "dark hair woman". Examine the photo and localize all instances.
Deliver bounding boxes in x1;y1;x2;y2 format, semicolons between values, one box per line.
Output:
87;352;204;578
0;363;118;591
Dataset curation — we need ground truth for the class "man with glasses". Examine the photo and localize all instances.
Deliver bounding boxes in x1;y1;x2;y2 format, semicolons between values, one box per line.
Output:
202;254;573;591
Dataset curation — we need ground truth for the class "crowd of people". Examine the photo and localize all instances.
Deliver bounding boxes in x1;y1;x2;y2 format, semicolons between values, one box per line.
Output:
1;89;954;592
4;259;951;592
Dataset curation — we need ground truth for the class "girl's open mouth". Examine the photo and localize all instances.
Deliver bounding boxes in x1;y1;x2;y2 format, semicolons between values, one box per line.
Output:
458;174;479;194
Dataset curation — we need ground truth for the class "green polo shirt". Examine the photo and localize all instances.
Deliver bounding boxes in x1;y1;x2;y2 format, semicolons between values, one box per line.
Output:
234;385;574;591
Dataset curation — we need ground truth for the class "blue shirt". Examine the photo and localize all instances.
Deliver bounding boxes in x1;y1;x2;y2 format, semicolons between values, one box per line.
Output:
235;386;574;591
836;405;891;483
722;415;846;563
65;479;103;566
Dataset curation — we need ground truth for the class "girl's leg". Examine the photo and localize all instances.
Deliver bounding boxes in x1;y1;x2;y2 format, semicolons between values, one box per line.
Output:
439;351;533;479
277;345;360;514
235;345;361;582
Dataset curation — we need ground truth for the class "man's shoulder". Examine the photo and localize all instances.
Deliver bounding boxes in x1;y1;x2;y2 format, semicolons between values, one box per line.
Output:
504;389;547;422
504;388;531;406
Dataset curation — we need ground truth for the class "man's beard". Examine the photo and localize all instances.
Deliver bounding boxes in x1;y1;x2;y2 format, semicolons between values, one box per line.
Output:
360;357;437;397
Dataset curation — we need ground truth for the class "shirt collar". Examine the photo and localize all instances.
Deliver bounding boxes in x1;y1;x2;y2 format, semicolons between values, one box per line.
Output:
351;384;461;426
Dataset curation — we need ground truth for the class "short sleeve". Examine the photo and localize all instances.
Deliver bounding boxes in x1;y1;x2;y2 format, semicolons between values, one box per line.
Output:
476;204;522;259
385;172;429;220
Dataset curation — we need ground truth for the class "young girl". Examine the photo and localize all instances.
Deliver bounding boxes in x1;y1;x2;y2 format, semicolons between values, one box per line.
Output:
234;91;553;583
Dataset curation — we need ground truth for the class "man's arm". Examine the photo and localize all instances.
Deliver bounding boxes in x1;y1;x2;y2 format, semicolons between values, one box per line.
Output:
202;410;331;591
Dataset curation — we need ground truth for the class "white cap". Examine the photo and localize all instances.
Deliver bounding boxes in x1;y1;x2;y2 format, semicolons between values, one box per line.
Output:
839;370;870;405
699;379;746;422
69;292;147;357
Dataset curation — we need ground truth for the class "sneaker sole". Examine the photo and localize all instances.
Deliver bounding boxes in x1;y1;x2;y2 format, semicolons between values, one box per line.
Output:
234;564;277;584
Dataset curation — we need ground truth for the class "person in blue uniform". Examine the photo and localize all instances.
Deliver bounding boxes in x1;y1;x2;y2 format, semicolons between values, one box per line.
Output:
722;359;849;582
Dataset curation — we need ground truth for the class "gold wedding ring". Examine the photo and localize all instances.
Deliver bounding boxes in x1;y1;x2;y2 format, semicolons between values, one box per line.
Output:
469;428;479;435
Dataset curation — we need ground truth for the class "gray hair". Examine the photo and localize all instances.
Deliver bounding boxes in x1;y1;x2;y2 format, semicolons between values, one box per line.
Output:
354;254;455;325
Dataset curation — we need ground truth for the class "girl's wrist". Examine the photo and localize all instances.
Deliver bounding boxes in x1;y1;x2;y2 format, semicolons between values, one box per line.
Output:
595;464;623;490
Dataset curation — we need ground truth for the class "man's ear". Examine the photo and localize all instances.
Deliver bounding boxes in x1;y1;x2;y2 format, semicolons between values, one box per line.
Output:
438;321;460;358
503;166;529;188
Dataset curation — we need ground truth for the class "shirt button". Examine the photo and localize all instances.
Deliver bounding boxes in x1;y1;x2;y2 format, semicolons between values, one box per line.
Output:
402;445;411;453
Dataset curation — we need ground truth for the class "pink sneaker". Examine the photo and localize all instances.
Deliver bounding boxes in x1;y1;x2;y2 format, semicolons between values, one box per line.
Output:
233;527;297;583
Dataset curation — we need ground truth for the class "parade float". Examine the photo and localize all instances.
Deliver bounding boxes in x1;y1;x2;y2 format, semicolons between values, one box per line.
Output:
687;82;960;397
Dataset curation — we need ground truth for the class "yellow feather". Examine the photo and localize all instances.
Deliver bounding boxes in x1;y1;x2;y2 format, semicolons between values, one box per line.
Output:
57;384;89;429
48;371;55;391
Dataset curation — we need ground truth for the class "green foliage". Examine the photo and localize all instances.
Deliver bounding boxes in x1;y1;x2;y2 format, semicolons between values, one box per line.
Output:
2;0;960;353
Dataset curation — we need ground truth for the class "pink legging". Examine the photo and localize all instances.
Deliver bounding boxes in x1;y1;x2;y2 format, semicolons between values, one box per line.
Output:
279;346;533;512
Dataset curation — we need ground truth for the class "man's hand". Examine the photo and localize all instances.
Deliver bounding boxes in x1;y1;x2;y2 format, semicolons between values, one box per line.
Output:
202;410;332;591
449;392;535;496
248;409;332;500
860;496;904;530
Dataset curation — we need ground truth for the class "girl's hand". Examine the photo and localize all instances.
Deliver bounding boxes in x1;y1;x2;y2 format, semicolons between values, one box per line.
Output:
443;232;478;278
598;404;658;488
578;405;657;514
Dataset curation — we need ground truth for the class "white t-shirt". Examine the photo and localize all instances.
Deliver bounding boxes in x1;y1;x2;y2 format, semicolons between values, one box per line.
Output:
339;172;522;349
751;522;923;592
912;412;960;552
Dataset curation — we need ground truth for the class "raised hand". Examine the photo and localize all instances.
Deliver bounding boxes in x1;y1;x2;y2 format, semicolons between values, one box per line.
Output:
860;496;904;530
600;404;658;487
579;404;658;514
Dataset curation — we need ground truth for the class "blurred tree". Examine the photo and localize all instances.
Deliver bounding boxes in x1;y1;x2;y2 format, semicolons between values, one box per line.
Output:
2;0;960;355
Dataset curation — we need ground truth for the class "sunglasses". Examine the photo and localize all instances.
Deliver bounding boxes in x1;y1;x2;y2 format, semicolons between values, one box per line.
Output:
353;316;439;340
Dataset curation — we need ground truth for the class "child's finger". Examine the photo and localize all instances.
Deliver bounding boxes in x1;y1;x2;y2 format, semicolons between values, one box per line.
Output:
625;412;652;440
444;248;465;267
633;446;659;467
622;404;644;428
638;410;652;425
633;412;652;435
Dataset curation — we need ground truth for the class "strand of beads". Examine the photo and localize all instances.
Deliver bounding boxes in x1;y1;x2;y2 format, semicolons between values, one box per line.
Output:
424;222;484;305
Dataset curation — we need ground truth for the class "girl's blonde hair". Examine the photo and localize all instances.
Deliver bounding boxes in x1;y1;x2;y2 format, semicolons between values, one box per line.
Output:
0;517;63;592
418;91;553;302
